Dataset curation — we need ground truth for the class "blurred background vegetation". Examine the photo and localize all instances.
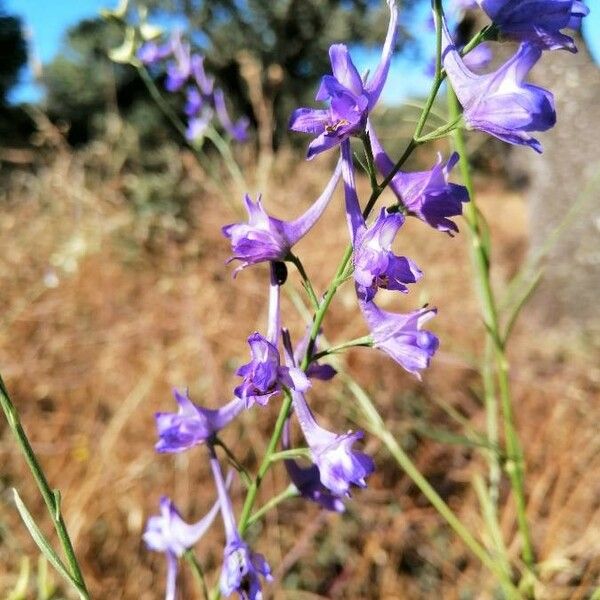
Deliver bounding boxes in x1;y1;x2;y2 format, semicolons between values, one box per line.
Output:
1;1;599;598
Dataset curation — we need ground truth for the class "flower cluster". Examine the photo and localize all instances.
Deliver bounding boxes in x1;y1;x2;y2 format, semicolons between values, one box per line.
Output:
138;32;249;143
144;0;587;598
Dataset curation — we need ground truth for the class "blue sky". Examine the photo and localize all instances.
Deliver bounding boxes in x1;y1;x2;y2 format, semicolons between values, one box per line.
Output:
5;0;600;105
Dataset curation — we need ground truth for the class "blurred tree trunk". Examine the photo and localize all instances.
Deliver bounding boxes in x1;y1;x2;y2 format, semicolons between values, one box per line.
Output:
526;35;600;333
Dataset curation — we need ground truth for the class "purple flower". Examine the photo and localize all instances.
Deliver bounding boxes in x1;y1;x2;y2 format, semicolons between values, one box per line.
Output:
368;125;469;234
143;496;220;600
477;0;590;52
186;108;213;142
341;140;421;300
353;207;422;301
155;389;244;453
214;88;250;143
137;41;173;65
289;0;398;159
359;298;439;379
209;451;272;600
222;161;341;273
441;16;556;153
220;538;273;600
463;43;493;71
185;88;203;117
283;419;345;512
291;388;374;497
165;33;192;92
191;54;214;96
235;333;309;408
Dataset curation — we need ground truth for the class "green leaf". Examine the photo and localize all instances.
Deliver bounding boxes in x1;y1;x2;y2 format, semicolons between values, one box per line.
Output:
12;489;82;594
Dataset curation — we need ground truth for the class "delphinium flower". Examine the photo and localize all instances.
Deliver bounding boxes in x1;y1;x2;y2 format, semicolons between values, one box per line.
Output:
155;389;245;453
463;43;493;71
367;124;469;234
137;40;173;65
222;160;342;273
290;387;374;497
476;0;590;52
143;495;221;600
214;88;250;142
235;266;310;407
282;419;346;512
137;31;248;143
441;14;556;152
341;140;421;301
289;0;398;158
165;32;193;92
235;333;310;407
209;450;272;599
359;298;439;379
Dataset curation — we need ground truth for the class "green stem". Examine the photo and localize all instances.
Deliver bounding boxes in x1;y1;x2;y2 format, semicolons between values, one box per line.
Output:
414;0;444;141
237;392;293;534
137;65;188;140
214;437;253;488
289;253;319;310
269;448;311;463
203;127;248;192
447;87;535;572
246;485;299;529
137;65;247;197
342;375;520;598
311;336;373;362
0;374;89;598
184;550;209;600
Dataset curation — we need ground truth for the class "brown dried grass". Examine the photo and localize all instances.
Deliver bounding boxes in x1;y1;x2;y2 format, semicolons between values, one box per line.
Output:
0;142;598;599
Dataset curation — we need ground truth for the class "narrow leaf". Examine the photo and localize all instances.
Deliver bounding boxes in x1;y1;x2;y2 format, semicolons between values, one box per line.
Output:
12;489;81;593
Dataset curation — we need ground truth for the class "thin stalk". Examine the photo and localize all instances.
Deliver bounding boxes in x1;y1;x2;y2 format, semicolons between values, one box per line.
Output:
311;336;373;362
214;437;253;488
0;374;89;598
342;375;520;598
237;392;293;533
184;550;210;600
483;337;501;509
447;87;535;572
246;485;298;528
269;448;311;463
414;0;444;141
288;253;319;310
203;127;248;192
137;65;247;195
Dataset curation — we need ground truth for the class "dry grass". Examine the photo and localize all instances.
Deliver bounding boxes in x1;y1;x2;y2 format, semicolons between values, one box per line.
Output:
0;137;598;600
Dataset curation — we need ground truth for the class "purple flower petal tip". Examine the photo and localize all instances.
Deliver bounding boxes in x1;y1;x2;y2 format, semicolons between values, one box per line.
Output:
479;0;589;52
359;299;439;378
155;389;243;453
220;538;272;600
441;16;556;152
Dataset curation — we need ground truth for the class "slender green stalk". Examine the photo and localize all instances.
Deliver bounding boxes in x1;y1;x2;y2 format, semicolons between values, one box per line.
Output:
311;336;373;362
203;128;248;192
246;485;299;529
214;437;253;488
137;64;247;193
0;374;90;599
269;448;311;463
414;0;444;141
184;550;210;600
341;374;520;597
288;253;320;310
483;337;501;509
447;88;535;572
237;392;293;533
